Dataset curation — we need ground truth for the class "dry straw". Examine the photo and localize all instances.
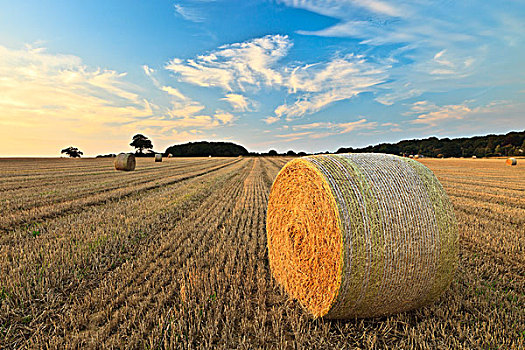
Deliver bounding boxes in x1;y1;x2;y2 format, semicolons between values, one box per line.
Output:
267;153;458;319
155;154;163;162
506;158;517;166
114;153;136;171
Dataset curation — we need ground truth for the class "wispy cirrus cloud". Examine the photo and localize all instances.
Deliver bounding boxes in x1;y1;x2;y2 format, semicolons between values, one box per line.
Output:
405;100;525;129
221;93;253;112
281;0;525;106
275;55;386;121
167;35;385;122
0;44;151;126
174;3;205;22
292;118;377;138
142;62;235;131
0;43;239;156
165;35;292;91
272;118;377;142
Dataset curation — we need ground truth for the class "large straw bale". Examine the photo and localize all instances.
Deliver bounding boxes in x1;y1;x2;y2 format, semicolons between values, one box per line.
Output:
267;153;458;319
114;153;136;171
155;154;163;162
506;158;517;166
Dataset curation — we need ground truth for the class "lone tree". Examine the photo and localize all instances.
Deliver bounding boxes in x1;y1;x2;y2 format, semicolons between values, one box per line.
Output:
130;134;153;154
61;146;83;158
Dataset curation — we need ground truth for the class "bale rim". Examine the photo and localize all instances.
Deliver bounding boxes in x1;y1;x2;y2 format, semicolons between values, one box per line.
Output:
114;153;136;171
266;153;458;319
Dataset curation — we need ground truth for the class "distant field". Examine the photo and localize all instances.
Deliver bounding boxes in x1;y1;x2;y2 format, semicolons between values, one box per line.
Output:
0;157;523;349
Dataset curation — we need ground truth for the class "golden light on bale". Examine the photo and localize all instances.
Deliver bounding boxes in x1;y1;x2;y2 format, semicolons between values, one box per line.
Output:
267;153;458;319
155;154;163;162
472;156;477;159
506;158;517;166
114;153;136;171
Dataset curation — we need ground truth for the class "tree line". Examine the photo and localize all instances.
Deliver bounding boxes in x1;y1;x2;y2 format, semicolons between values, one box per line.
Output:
62;130;524;158
336;130;525;158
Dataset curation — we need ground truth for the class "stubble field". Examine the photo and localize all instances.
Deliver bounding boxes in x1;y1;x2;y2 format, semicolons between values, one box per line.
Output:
0;157;523;349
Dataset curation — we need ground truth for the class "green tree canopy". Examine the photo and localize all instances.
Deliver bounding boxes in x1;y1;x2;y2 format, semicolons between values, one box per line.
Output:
130;134;153;154
61;146;83;158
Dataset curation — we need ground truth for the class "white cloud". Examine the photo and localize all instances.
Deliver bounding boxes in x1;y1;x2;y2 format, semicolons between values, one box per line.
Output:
221;93;252;112
0;44;151;129
165;34;292;91
405;100;523;128
272;118;377;141
213;110;235;124
263;116;280;124
275;131;314;142
0;44;241;156
281;0;525;106
292;118;377;136
278;0;405;19
275;55;386;121
161;85;188;100
174;4;205;22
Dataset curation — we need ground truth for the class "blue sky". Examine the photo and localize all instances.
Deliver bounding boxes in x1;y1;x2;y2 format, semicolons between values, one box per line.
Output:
0;0;523;156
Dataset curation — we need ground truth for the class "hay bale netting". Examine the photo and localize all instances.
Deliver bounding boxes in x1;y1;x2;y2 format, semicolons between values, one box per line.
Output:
114;153;136;171
155;153;163;162
506;158;517;166
267;153;458;319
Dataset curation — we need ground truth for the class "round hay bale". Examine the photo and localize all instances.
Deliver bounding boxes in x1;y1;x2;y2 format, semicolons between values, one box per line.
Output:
155;154;163;162
472;155;477;159
267;153;458;319
437;154;444;159
506;158;517;166
168;154;173;158
114;153;136;171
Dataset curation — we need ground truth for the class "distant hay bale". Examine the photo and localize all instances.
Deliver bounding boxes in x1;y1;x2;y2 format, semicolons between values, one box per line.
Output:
472;156;477;159
114;153;136;171
437;154;444;158
506;158;517;166
168;154;173;158
155;154;162;162
267;153;458;319
414;154;420;159
409;155;414;158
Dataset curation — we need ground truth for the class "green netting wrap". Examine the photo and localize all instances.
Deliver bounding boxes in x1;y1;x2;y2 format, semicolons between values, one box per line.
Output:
266;153;458;319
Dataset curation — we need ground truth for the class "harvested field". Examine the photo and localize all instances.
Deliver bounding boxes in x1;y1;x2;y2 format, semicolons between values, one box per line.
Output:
0;157;523;349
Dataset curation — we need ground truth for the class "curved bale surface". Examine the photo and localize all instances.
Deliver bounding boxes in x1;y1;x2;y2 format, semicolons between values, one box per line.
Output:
155;154;163;162
506;158;517;166
267;153;458;319
114;153;136;171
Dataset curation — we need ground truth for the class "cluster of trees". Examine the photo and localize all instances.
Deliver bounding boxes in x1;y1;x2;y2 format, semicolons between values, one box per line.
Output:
337;131;525;158
165;141;248;157
248;150;308;157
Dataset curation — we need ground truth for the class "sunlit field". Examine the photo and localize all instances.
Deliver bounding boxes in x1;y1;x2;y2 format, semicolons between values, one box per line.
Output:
0;157;523;349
